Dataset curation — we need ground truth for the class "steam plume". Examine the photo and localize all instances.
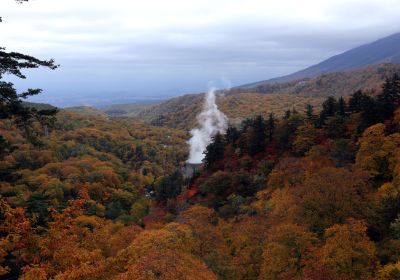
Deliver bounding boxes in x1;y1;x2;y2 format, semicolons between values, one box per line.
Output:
187;87;228;164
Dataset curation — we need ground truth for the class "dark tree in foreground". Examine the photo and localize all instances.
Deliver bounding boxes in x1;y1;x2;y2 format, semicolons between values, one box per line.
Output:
0;49;58;124
1;1;59;139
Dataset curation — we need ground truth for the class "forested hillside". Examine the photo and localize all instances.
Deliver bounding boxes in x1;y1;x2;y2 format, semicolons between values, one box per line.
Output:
2;74;400;279
130;64;400;130
4;1;400;279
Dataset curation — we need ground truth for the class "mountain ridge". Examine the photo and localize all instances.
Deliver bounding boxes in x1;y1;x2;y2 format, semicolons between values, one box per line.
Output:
239;32;400;88
119;63;400;130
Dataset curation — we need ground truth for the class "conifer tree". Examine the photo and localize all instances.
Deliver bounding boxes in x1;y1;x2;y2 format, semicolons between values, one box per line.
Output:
318;96;338;126
249;116;267;156
348;90;373;113
284;110;292;120
338;96;347;116
204;132;225;170
377;74;400;119
154;170;184;200
305;103;317;125
266;113;275;142
225;125;239;145
1;0;58;139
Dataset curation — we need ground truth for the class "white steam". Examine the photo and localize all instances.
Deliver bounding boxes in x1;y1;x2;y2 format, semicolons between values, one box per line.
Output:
187;87;228;164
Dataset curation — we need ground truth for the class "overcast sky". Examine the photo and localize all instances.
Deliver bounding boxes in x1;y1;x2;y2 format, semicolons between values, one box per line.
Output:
1;0;400;107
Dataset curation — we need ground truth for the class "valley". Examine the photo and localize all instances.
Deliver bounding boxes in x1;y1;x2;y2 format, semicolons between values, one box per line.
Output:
2;4;400;278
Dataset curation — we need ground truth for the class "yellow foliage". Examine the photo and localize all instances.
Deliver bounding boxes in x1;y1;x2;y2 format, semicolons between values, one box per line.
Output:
259;223;317;280
377;260;400;280
319;219;377;279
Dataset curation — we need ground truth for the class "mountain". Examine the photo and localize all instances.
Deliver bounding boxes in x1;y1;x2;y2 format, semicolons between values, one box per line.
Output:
102;33;400;130
231;63;400;96
240;32;400;88
127;64;400;130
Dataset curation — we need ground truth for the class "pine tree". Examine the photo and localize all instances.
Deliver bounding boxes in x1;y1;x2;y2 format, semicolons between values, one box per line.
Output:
204;132;225;170
348;90;374;113
338;96;347;116
266;113;275;142
249;116;267;156
377;74;400;119
225;125;240;145
154;170;184;200
305;103;316;124
1;1;58;139
284;110;291;120
318;96;338;125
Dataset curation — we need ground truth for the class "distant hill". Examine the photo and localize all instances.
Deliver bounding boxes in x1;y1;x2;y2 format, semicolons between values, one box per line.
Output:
240;32;400;88
64;106;109;118
232;63;400;96
135;93;205;129
23;101;57;111
132;64;400;130
103;101;160;118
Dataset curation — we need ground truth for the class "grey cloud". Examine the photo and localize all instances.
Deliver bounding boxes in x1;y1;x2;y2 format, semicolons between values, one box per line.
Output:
2;0;400;107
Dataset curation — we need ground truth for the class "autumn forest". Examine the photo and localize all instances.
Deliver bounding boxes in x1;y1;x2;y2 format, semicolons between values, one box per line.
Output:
3;1;400;280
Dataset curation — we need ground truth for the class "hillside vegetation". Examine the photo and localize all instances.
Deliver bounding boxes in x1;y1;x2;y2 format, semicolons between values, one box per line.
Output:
130;64;400;130
2;74;400;279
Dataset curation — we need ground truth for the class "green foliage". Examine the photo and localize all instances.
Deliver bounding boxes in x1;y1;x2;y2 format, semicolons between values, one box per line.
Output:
154;170;184;201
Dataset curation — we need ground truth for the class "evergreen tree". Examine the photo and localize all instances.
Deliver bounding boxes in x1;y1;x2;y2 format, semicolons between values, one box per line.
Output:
338;96;347;116
377;74;400;119
249;116;267;156
322;96;338;116
284;110;292;120
154;170;184;201
325;115;347;139
1;2;58;139
305;103;317;125
318;96;338;125
266;113;276;142
305;104;314;119
359;99;380;133
204;132;225;170
225;125;240;145
348;90;374;113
